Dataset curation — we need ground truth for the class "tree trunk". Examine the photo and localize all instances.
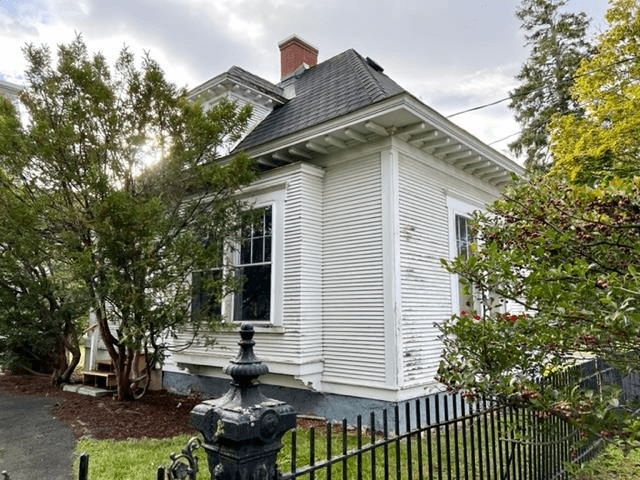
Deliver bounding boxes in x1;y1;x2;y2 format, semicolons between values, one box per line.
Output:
113;346;135;401
58;319;81;384
50;335;69;386
94;303;136;400
43;296;80;385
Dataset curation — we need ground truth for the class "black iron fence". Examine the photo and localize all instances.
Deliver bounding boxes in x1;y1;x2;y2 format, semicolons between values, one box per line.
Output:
280;394;602;480
2;325;632;480
279;359;623;480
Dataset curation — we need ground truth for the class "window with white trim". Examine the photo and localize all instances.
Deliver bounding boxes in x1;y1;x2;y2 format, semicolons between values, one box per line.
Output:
454;213;474;312
191;233;224;322
191;269;222;321
233;205;272;322
447;195;480;314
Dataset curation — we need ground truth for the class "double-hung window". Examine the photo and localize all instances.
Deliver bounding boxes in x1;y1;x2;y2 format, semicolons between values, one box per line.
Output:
233;205;272;322
191;177;285;327
455;215;472;260
191;235;224;322
454;213;474;311
447;195;479;314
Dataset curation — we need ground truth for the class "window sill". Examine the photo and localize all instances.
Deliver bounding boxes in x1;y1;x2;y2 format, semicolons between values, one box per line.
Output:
230;322;285;334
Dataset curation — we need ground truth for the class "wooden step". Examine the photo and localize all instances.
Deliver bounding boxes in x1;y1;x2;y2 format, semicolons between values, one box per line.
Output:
82;370;117;388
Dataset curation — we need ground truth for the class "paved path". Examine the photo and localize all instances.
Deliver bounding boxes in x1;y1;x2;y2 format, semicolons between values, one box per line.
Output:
0;391;74;480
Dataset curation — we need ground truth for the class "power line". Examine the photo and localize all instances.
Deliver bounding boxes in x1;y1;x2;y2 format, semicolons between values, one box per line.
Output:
447;96;511;118
445;54;640;119
488;131;521;146
447;54;640;148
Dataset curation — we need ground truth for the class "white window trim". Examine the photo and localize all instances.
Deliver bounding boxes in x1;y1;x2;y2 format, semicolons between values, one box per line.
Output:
222;186;286;327
446;194;482;315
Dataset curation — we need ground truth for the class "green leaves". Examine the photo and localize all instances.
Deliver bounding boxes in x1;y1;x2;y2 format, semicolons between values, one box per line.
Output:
0;97;87;378
550;0;640;183
509;0;591;171
439;174;640;442
1;36;257;398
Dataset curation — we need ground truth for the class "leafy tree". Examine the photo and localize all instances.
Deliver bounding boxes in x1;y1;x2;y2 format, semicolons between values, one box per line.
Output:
509;0;591;172
0;97;86;383
550;0;640;183
2;36;256;399
439;0;640;444
438;174;640;442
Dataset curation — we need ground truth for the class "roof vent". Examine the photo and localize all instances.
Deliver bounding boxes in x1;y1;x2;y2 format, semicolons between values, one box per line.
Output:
366;57;384;73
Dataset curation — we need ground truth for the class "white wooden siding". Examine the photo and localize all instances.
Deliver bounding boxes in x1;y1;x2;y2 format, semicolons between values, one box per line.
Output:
166;163;325;380
282;162;324;363
202;94;273;155
322;154;387;386
164;141;507;397
397;151;498;387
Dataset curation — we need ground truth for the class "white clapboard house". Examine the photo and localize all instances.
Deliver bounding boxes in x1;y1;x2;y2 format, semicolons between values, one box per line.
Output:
0;79;22;114
162;35;524;419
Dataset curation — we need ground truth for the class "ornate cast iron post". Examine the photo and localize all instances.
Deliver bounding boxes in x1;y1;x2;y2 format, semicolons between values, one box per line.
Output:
191;323;296;480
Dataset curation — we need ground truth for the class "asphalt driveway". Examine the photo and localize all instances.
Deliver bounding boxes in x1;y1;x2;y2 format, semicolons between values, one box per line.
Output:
0;391;74;480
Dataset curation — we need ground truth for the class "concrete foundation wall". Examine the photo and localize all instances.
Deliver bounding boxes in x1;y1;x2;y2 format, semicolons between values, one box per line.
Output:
163;370;453;431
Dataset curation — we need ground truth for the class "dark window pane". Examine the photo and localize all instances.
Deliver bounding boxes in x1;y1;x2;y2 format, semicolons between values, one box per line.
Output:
252;237;263;264
264;207;272;235
253;216;264;236
234;205;272;321
192;271;203;317
233;265;271;321
240;239;251;265
264;235;272;262
456;215;470;259
192;270;222;321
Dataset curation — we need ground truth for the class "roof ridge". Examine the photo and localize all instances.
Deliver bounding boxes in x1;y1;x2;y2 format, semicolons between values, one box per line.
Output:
349;49;403;103
350;50;382;103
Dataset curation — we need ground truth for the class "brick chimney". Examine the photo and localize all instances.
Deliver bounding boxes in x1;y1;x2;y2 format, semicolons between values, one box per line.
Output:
278;35;318;80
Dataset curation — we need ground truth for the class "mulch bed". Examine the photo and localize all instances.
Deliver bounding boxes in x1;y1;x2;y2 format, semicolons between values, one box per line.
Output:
0;372;327;441
0;372;202;440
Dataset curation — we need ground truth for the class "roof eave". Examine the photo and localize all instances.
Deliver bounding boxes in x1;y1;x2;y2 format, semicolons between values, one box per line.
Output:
237;92;523;187
402;92;524;177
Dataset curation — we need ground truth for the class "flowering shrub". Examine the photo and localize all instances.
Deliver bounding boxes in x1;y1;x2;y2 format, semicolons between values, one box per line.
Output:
438;174;640;444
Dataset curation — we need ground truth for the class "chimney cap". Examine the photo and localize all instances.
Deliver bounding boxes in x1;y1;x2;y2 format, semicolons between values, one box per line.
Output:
278;34;319;53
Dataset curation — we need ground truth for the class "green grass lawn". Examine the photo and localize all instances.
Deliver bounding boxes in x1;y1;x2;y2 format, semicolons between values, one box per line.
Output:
75;430;420;480
75;428;441;480
74;435;206;480
570;444;640;479
74;429;640;480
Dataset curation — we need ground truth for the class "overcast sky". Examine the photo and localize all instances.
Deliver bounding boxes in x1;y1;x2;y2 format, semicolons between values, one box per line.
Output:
0;0;609;161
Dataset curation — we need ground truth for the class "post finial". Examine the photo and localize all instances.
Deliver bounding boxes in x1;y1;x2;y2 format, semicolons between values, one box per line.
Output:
223;322;269;386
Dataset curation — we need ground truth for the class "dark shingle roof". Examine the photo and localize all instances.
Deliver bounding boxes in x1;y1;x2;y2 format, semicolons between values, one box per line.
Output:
236;49;406;150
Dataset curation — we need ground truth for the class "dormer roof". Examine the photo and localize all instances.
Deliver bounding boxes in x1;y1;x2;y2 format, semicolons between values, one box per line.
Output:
0;80;21;100
189;66;287;110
